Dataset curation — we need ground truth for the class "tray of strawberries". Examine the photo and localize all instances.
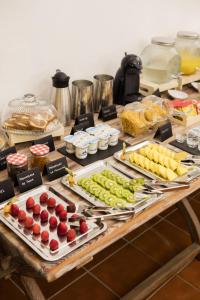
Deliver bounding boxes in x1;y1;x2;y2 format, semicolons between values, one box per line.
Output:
0;185;107;261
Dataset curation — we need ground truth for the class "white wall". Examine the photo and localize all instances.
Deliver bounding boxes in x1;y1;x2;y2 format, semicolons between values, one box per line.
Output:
0;0;200;107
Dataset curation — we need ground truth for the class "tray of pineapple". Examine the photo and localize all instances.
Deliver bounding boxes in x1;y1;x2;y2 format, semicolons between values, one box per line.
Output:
114;141;200;182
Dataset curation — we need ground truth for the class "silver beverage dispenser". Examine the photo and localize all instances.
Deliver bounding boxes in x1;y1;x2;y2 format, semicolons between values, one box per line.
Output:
51;69;71;126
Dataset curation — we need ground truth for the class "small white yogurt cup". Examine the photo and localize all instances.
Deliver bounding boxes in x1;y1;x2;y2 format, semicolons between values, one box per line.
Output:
98;133;109;150
86;127;96;135
64;135;76;154
109;128;120;146
88;137;99;154
74;141;88;159
74;131;89;140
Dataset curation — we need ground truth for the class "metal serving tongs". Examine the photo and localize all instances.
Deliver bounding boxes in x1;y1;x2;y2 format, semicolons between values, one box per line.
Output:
147;179;190;192
107;162;190;192
83;206;135;221
107;162;163;194
181;155;200;166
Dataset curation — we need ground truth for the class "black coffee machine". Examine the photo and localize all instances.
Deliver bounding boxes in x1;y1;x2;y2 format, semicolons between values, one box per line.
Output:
113;53;142;105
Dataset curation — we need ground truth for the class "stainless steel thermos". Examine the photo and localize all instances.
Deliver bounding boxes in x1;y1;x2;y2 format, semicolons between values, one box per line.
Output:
51;69;72;126
72;80;94;119
93;74;113;112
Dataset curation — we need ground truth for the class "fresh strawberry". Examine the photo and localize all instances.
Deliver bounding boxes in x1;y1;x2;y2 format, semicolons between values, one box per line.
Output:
55;203;64;215
47;197;56;208
59;210;67;221
67;229;76;242
10;204;19;217
69;214;79;222
41;230;49;242
40;210;49;223
57;222;67;236
33;204;41;215
18;209;26;222
32;223;40;235
80;221;88;234
39;192;48;204
49;216;58;229
26;197;35;209
49;239;59;251
24;216;34;229
67;203;76;213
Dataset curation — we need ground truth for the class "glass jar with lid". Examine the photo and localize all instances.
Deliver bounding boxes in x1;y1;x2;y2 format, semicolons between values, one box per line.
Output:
1;93;59;135
141;37;180;84
29;144;50;172
175;31;200;75
6;153;28;183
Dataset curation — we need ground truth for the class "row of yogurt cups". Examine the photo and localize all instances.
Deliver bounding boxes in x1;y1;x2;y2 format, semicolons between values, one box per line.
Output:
64;124;120;159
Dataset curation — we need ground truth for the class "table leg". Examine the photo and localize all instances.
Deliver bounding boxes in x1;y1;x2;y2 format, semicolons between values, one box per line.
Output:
121;197;200;300
176;197;200;243
20;275;46;300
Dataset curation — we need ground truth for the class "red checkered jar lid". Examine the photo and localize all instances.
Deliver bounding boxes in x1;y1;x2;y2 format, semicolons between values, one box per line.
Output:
6;153;27;166
30;144;49;156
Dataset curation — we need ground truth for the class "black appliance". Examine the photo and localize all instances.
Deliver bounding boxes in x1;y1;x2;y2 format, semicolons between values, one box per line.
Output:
113;53;142;105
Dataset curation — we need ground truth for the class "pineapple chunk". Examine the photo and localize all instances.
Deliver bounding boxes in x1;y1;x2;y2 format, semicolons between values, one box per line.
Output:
158;155;164;166
176;165;188;176
163;157;170;168
139;148;146;157
149;161;156;172
158;145;166;154
147;150;154;161
175;151;188;162
158;165;167;179
144;158;150;170
166;169;177;181
138;155;145;168
168;158;178;171
153;151;159;163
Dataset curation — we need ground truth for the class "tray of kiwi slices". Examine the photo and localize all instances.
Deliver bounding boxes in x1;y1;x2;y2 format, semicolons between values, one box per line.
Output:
61;161;164;211
114;141;200;182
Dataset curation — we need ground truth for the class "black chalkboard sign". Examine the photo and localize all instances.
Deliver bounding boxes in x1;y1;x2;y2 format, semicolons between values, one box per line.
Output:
75;112;94;127
45;157;68;181
17;168;42;193
98;105;117;122
0;146;16;171
154;122;173;142
33;135;55;152
70;121;90;134
0;178;15;203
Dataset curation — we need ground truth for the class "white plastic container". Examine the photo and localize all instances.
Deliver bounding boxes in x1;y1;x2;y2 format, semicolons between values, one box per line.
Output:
75;142;88;159
88;137;99;154
98;133;109;150
64;135;76;154
109;128;120;146
86;127;96;135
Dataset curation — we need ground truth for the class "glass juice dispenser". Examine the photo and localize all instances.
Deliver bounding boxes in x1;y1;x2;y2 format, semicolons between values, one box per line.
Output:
141;37;180;84
175;31;200;75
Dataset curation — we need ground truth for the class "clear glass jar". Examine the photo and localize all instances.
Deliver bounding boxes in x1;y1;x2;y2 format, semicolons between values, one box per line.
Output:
175;31;200;75
6;153;28;183
29;144;49;172
141;37;180;84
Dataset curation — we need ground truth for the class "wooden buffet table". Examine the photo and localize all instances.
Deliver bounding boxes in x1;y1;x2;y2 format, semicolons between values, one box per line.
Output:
1;113;200;300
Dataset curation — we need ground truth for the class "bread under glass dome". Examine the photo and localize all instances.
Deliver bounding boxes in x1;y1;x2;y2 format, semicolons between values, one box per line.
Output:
1;93;60;135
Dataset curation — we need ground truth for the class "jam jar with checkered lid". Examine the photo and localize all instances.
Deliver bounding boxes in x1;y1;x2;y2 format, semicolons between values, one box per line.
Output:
29;144;50;172
6;153;28;183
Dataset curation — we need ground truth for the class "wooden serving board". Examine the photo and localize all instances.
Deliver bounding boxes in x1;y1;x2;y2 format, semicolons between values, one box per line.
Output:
140;70;200;96
6;125;65;146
